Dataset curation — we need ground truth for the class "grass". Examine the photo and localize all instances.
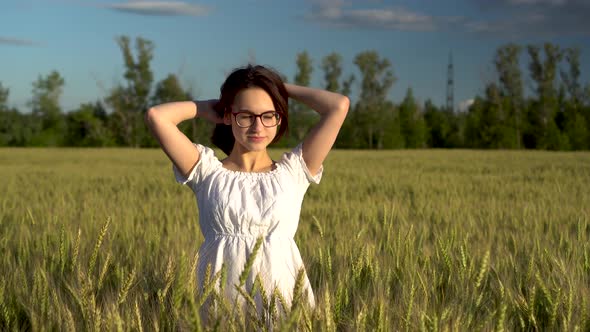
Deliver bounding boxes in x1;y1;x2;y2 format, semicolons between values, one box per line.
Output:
0;147;589;330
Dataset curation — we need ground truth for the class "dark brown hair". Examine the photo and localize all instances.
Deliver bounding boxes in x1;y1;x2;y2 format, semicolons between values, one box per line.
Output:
211;65;289;155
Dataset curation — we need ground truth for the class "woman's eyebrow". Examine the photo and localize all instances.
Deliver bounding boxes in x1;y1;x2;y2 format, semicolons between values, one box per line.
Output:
236;109;275;113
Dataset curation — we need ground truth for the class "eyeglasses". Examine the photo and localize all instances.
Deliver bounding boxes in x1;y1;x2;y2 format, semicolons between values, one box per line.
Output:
231;111;281;128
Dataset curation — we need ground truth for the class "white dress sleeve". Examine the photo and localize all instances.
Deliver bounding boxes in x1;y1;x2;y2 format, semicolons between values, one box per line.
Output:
172;144;217;189
280;142;323;185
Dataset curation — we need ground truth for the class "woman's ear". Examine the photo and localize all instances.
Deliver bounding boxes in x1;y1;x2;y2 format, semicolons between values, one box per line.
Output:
223;112;232;125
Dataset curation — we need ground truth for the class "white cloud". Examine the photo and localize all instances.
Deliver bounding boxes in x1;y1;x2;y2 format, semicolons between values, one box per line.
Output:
472;0;590;36
345;8;435;30
507;0;569;5
305;0;590;37
477;0;579;6
458;99;474;113
0;37;39;46
108;1;210;17
466;9;589;37
306;4;438;31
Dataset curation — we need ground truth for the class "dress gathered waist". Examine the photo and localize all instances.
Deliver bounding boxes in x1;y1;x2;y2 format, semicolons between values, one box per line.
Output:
205;232;294;241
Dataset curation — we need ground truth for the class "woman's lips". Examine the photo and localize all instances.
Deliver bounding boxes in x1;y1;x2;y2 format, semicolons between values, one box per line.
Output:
248;136;266;143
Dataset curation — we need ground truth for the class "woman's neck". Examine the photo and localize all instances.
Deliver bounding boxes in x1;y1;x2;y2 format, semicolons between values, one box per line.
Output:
223;146;274;172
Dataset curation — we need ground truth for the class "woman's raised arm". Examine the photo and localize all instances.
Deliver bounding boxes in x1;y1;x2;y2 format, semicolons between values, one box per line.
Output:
285;84;350;176
145;100;221;177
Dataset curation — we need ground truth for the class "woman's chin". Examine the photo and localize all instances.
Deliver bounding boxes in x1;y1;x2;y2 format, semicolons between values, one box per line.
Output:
236;140;269;152
247;143;269;151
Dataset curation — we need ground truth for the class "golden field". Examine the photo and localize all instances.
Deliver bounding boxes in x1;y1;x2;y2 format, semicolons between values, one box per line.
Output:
1;147;589;331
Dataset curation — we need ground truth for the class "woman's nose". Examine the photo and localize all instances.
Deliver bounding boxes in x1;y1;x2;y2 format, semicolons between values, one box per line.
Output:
251;116;264;129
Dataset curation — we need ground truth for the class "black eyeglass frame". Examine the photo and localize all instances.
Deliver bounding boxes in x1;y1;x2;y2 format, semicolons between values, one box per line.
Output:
231;111;281;128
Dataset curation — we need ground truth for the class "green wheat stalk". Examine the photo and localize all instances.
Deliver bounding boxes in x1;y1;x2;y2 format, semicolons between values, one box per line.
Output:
88;218;111;279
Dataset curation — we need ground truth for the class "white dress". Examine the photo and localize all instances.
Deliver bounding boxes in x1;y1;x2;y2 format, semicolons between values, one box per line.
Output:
173;142;322;316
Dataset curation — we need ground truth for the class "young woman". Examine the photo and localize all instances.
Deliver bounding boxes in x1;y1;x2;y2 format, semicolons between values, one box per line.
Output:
145;65;349;318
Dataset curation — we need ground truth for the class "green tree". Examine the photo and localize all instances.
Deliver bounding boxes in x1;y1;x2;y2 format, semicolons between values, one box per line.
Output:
0;83;14;145
0;84;38;146
341;75;355;97
322;52;342;93
446;109;466;148
151;74;190;105
525;43;563;149
584;83;590;147
464;82;514;149
288;51;316;145
560;47;589;149
294;51;313;87
481;83;507;148
423;100;450;148
150;73;208;146
30;70;65;125
561;47;583;105
28;70;66;146
353;50;396;149
65;102;114;146
0;112;37;146
398;88;426;148
107;36;154;147
0;82;8;112
494;43;524;148
380;100;404;149
0;83;37;146
321;52;354;95
464;97;484;148
320;52;355;148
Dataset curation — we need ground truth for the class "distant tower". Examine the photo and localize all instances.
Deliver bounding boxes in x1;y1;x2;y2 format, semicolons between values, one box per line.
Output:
446;52;454;112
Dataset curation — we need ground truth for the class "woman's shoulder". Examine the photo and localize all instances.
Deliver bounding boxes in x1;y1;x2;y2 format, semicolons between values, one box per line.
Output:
174;143;221;186
278;143;322;184
193;143;221;163
279;143;304;161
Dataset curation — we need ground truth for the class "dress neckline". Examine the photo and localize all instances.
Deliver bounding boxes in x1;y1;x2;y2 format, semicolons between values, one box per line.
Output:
217;159;282;176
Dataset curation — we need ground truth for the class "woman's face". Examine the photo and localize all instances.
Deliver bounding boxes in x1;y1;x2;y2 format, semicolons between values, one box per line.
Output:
225;87;279;153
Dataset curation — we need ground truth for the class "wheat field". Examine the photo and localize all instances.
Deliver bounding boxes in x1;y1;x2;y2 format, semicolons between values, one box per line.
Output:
1;147;589;331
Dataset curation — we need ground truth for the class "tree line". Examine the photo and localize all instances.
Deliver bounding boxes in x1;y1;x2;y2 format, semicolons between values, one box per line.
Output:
1;36;588;150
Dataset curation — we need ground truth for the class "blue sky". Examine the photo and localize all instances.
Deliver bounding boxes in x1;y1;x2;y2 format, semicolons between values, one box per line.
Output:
1;0;589;113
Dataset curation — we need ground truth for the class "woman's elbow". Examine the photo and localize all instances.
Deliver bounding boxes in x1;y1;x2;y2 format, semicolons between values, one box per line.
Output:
338;95;350;114
144;107;160;126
